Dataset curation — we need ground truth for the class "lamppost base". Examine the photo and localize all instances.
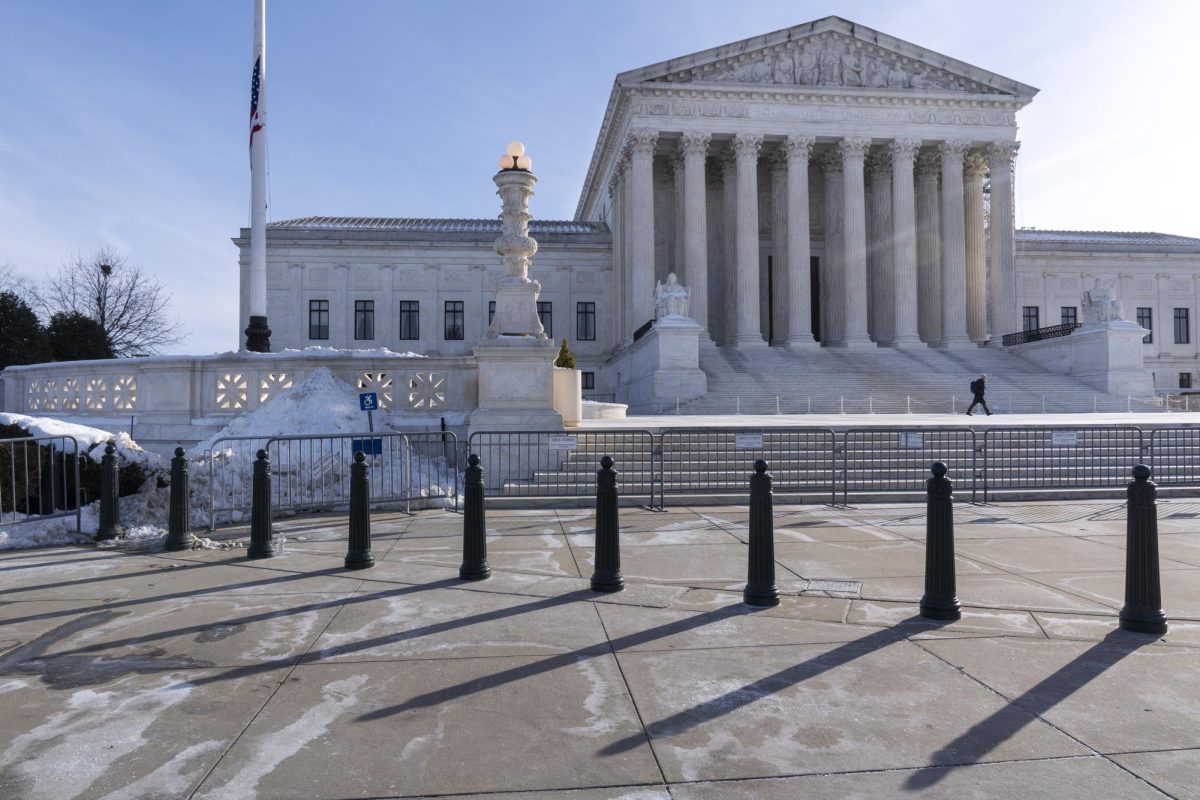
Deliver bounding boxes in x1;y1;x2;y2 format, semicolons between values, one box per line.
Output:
743;584;780;607
459;562;492;581
1119;608;1168;636
245;315;272;353
919;595;962;621
590;572;625;593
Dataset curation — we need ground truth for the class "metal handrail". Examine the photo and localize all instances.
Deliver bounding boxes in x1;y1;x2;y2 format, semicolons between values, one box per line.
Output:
1002;322;1081;346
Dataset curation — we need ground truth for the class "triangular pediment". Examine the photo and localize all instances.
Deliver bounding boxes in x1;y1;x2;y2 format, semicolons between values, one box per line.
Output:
628;17;1036;99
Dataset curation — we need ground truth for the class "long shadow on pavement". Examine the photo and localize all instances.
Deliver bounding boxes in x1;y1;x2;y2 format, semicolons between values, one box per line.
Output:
903;630;1155;789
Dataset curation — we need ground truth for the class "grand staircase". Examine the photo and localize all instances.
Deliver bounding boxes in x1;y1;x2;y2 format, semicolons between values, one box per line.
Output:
660;339;1163;416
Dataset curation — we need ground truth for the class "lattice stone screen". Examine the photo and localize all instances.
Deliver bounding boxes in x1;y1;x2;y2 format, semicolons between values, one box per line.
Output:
113;375;137;410
216;374;248;410
85;378;107;410
62;378;80;411
357;372;394;408
408;372;446;410
259;372;293;403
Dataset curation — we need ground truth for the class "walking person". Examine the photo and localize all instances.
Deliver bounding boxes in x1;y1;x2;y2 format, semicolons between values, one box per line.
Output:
966;374;992;416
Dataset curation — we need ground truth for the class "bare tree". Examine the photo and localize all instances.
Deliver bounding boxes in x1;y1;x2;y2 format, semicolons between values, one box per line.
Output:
41;246;184;357
0;263;35;300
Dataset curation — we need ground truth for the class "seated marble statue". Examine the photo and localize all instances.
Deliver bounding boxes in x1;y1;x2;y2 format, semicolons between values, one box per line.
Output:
654;272;691;320
1081;278;1124;324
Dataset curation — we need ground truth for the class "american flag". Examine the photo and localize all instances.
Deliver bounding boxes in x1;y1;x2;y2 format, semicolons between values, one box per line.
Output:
249;55;263;149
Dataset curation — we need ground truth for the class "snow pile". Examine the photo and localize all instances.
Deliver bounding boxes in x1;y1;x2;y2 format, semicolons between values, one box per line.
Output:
191;368;459;525
0;475;169;551
0;413;162;467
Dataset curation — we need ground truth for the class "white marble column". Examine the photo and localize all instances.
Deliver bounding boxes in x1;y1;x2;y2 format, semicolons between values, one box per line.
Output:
820;149;844;345
963;150;989;344
840;137;872;348
608;169;625;346
784;136;817;348
769;150;788;344
938;140;972;347
866;147;893;345
720;149;737;346
987;141;1019;344
627;129;658;334
680;132;710;334
915;149;942;345
732;133;765;347
671;150;685;279
889;138;922;347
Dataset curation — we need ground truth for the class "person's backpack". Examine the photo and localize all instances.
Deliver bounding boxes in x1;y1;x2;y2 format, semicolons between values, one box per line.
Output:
970;378;983;396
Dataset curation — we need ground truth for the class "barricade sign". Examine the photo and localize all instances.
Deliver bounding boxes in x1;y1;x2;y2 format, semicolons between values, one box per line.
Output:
735;432;764;449
1051;431;1079;447
351;438;384;455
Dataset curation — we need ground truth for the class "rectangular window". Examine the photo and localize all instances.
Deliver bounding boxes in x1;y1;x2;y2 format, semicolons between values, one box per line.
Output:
354;300;375;340
398;300;419;340
488;301;495;326
1137;307;1153;343
1060;306;1077;326
1180;373;1192;390
581;371;595;390
576;301;596;341
1174;308;1190;344
444;300;464;340
1022;306;1039;332
308;299;329;340
537;301;552;338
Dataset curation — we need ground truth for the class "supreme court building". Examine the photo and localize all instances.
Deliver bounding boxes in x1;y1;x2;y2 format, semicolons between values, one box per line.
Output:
244;17;1200;400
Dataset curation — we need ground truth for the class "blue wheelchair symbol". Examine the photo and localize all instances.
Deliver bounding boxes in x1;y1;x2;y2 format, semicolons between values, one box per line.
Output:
358;392;379;411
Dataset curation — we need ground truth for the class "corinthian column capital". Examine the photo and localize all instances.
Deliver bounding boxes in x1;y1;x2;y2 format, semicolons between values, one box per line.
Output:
838;136;872;162
986;140;1020;163
766;149;788;176
937;139;971;162
819;147;843;176
963;151;990;178
732;133;763;159
784;135;816;160
679;132;711;158
915;148;941;177
865;148;892;181
626;128;658;156
889;137;922;164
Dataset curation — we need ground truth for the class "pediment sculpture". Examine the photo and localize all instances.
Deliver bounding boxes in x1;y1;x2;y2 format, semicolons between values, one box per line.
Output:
654;272;691;319
661;34;999;94
1081;278;1125;324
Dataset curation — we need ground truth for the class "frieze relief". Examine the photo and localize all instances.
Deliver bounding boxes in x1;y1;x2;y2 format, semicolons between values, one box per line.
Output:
631;98;1015;128
652;33;1006;95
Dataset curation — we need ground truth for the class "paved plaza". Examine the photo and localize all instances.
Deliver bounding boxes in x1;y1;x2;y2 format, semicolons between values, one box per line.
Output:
2;498;1199;798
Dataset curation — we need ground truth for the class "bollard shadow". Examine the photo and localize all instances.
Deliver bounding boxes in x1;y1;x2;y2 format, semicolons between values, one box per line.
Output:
599;615;947;756
903;629;1155;790
0;558;214;597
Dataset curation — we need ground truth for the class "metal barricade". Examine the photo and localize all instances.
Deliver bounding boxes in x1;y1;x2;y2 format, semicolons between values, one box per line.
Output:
981;426;1144;502
467;430;660;508
0;435;83;534
1147;427;1200;487
659;428;837;504
206;435;275;530
266;432;459;516
842;428;978;504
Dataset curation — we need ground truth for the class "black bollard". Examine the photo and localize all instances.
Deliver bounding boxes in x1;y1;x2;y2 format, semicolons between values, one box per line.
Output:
164;447;195;551
920;462;961;621
345;451;375;570
591;455;624;592
247;449;275;559
1119;465;1168;635
96;443;120;541
459;454;490;580
744;459;780;607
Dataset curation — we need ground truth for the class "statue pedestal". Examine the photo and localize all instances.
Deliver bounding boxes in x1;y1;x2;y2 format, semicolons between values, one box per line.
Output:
469;339;563;434
1011;320;1155;397
607;316;707;414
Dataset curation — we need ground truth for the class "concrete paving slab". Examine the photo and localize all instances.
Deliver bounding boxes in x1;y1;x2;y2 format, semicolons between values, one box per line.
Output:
308;585;610;662
615;639;1088;783
919;636;1200;754
565;526;741;547
1036;569;1200;619
847;600;1045;637
1084;532;1200;568
723;520;904;543
667;588;850;624
1033;611;1200;647
669;756;1166;799
560;510;731;535
774;539;996;580
955;536;1195;574
192;656;662;799
0;666;288;800
595;603;877;653
1110;749;1200;800
382;546;582;577
0;600;110;659
385;529;571;553
573;543;752;584
404;789;670;800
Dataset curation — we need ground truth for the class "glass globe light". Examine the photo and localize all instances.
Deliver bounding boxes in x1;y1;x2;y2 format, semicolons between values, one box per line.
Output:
499;154;515;170
506;141;525;158
516;154;532;171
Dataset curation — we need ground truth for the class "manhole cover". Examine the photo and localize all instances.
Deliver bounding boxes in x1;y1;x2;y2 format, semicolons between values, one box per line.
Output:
806;580;862;595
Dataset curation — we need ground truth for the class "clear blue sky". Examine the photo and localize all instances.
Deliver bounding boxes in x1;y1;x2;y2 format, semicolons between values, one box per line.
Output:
2;0;1197;354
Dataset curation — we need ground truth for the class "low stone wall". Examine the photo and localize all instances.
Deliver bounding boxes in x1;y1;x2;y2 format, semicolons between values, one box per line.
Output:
0;351;480;446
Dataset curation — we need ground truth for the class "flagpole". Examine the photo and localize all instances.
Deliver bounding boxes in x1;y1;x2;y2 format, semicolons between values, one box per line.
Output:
245;0;272;351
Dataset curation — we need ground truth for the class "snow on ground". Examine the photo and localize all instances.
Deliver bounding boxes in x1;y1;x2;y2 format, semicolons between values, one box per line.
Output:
223;345;426;359
0;413;162;467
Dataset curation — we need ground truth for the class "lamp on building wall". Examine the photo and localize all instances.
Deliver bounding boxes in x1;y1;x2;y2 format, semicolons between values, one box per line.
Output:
498;140;533;172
